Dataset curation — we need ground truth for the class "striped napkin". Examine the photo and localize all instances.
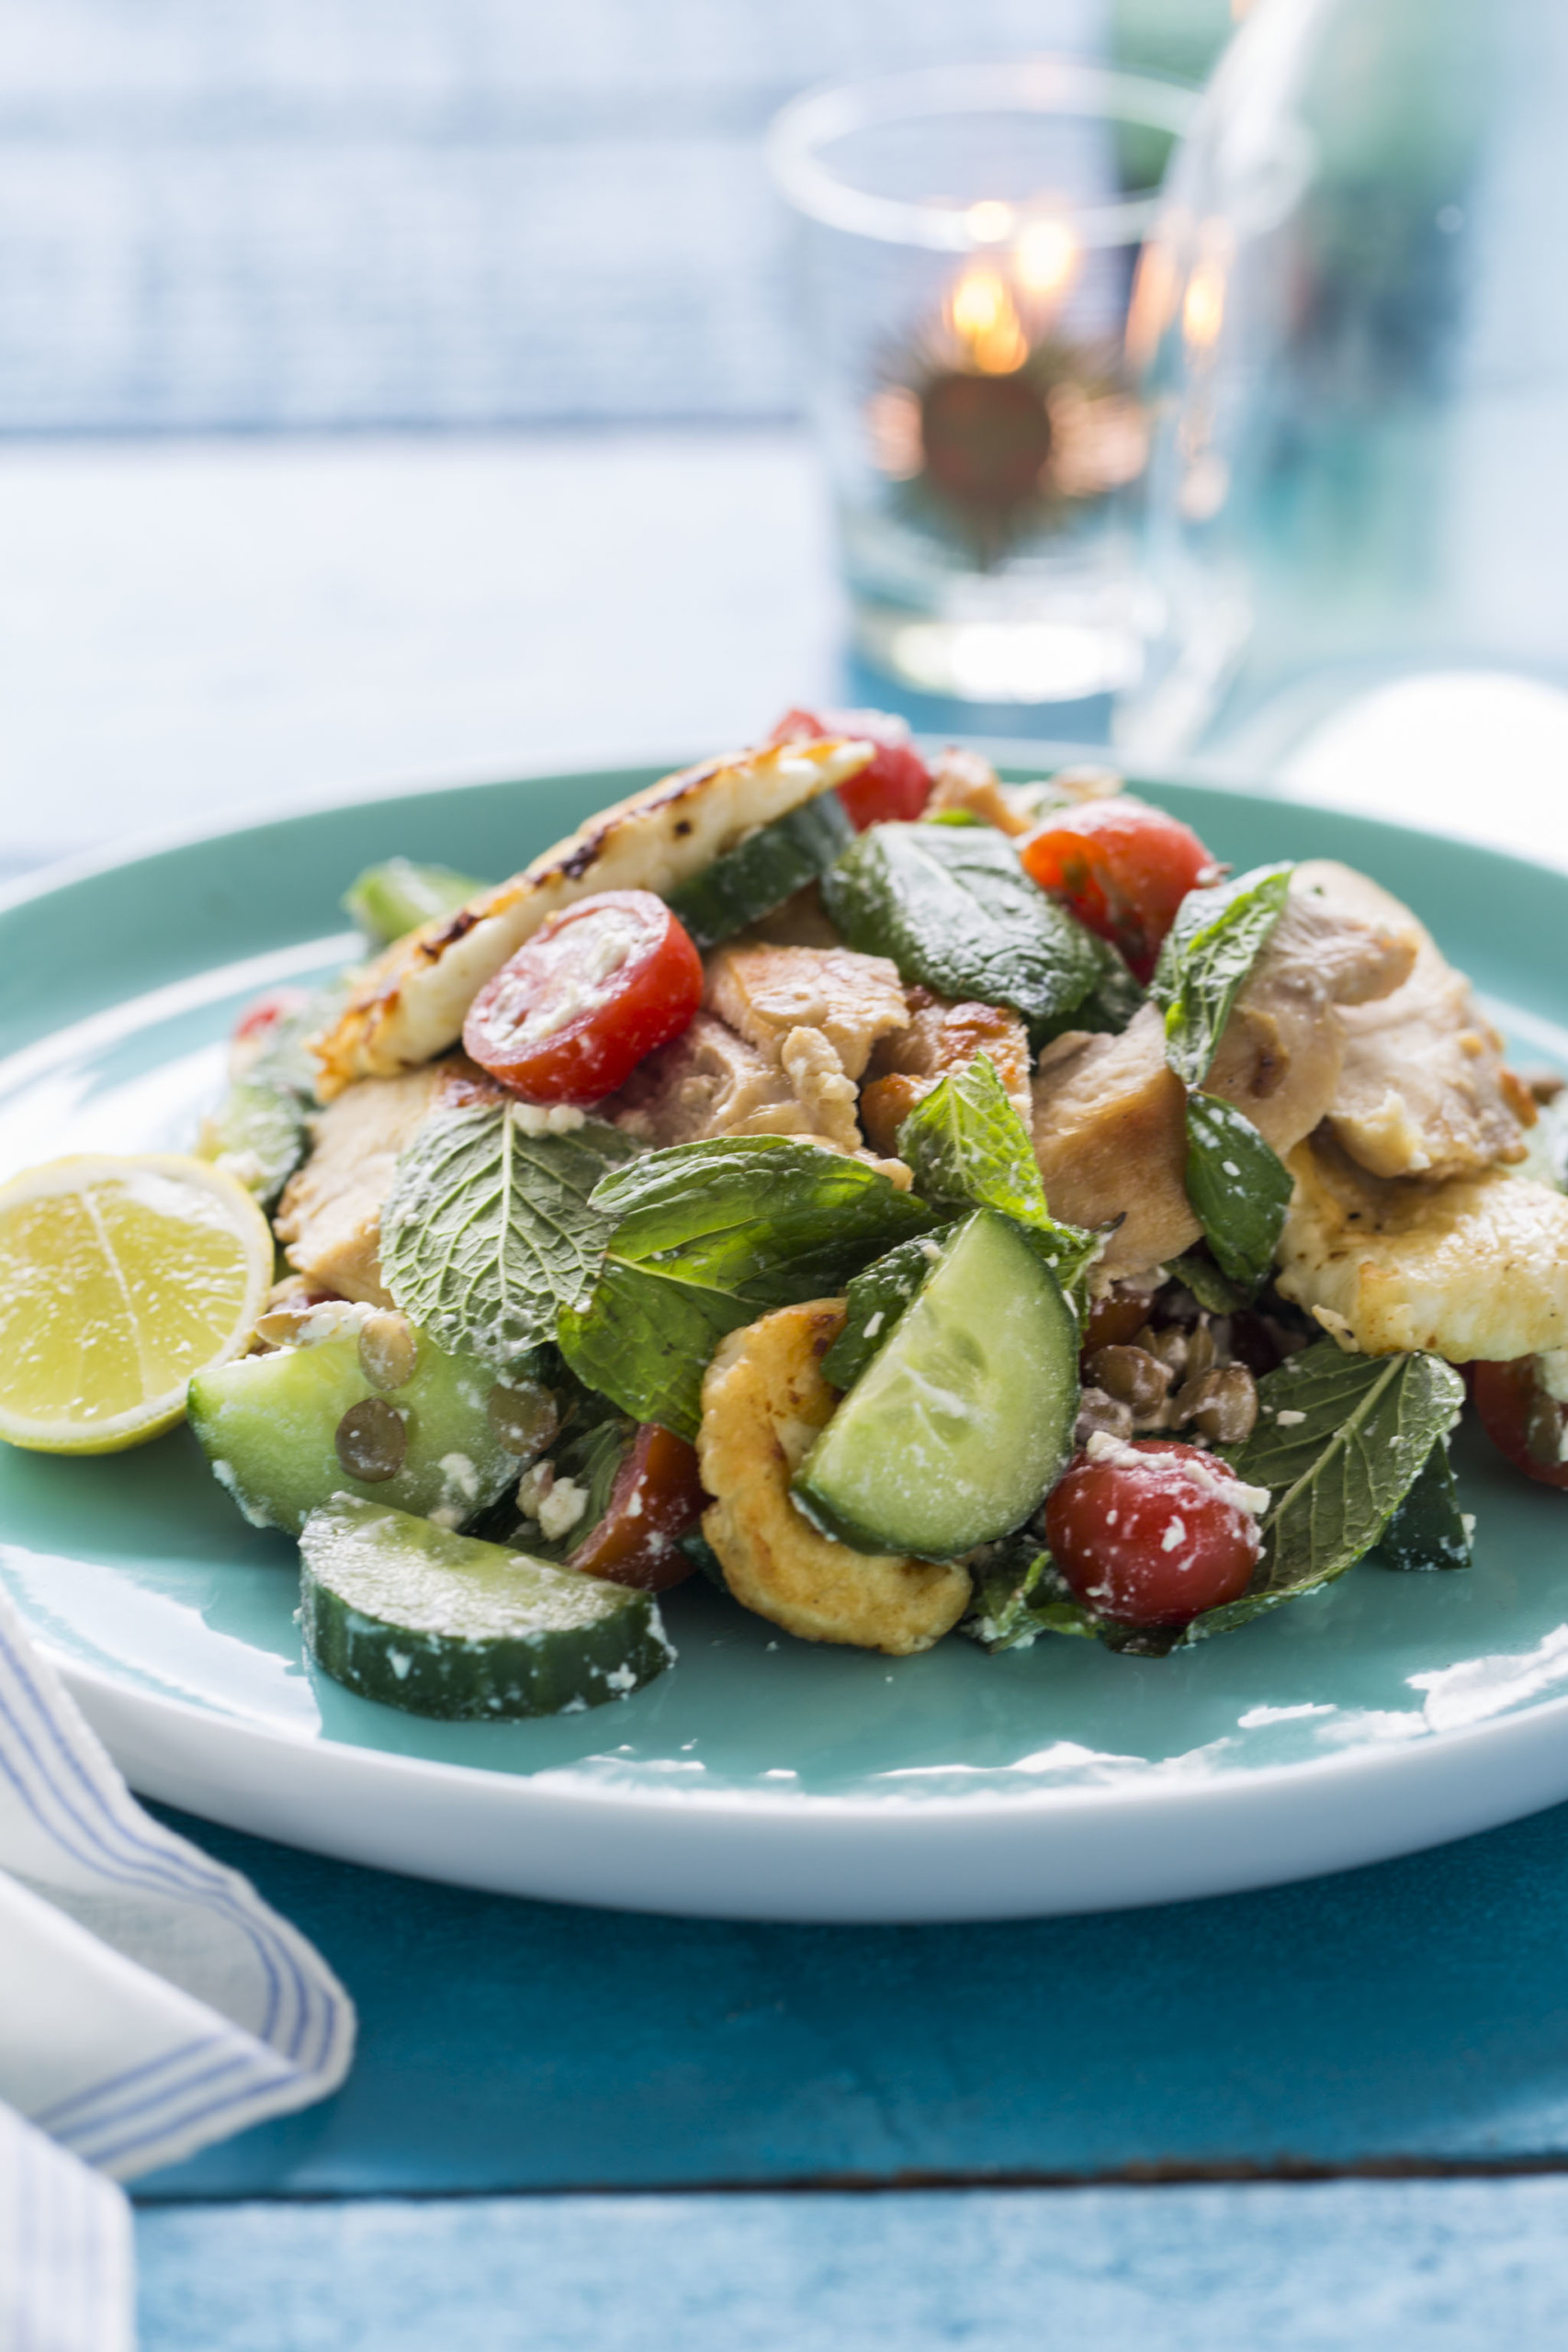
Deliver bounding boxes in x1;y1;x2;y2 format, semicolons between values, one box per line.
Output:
0;1583;355;2350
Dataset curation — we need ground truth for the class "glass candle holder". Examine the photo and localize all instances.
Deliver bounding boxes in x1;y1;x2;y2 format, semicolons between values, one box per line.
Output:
769;60;1197;710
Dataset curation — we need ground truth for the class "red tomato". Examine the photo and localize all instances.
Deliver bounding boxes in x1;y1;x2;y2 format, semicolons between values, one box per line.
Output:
463;890;702;1105
1472;1359;1568;1489
1019;800;1218;983
569;1424;707;1591
1043;1438;1263;1627
770;707;931;830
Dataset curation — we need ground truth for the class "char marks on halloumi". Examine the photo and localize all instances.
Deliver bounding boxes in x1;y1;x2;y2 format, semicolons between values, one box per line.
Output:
308;737;874;1099
1277;1133;1568;1362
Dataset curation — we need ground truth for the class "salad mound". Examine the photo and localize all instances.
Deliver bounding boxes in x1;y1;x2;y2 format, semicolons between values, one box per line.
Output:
9;711;1568;1718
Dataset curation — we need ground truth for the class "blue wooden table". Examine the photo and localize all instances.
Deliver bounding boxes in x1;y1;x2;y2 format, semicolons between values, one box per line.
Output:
7;431;1566;2348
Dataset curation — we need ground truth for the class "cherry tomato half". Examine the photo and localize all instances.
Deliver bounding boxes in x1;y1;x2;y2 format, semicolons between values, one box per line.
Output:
770;707;931;831
1019;799;1218;984
463;889;702;1105
1472;1358;1568;1489
569;1424;708;1591
1043;1438;1263;1627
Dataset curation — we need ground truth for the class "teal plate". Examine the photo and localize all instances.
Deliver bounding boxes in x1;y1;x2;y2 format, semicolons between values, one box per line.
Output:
3;765;1568;1922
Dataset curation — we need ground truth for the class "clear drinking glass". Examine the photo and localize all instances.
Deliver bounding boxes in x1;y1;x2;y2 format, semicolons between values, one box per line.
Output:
1114;0;1568;784
768;61;1198;713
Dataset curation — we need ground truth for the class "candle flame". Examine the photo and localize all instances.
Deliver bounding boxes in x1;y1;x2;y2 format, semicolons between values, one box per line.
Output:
948;267;1029;375
1016;217;1078;300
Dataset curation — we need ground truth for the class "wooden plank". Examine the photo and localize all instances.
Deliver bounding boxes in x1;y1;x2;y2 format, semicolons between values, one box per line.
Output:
135;2181;1568;2350
135;1796;1568;2197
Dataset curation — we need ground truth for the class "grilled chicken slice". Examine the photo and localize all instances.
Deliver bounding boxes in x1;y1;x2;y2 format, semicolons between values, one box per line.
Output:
309;737;874;1098
274;1057;500;1306
704;944;908;1080
1032;871;1416;1274
1277;1133;1568;1361
606;1012;820;1148
861;988;1034;1158
1293;860;1533;1181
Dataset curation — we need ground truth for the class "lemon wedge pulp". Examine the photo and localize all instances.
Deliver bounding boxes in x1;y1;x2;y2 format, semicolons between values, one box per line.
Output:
0;1154;274;1454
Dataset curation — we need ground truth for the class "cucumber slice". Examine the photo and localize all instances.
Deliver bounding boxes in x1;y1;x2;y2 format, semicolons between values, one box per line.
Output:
300;1495;674;1719
664;792;853;950
344;857;484;944
793;1211;1079;1559
197;1080;308;1210
189;1322;521;1536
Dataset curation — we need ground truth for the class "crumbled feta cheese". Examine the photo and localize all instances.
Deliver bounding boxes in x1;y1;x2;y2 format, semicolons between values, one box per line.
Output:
1538;1348;1568;1405
388;1649;412;1681
437;1452;479;1503
510;1100;589;1136
536;1476;589;1541
1161;1516;1188;1553
1084;1428;1270;1518
863;1310;885;1340
1274;1408;1306;1427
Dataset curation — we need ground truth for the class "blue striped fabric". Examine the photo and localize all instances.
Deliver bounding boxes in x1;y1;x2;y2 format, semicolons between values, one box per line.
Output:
0;1584;354;2340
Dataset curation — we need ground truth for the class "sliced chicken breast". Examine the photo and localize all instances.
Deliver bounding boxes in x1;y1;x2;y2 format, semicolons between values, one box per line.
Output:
1277;1133;1568;1361
861;989;1034;1158
309;737;874;1098
1293;860;1533;1181
275;1057;499;1306
1031;870;1416;1273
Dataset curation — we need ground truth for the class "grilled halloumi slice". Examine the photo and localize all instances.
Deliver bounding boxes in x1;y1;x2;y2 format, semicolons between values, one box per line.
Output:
1276;1133;1568;1361
309;737;874;1099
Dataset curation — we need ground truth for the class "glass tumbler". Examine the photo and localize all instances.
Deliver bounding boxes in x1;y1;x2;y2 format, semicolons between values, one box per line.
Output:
768;61;1197;711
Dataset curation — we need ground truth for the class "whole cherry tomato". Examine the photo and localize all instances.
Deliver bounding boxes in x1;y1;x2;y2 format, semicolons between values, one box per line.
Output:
1472;1358;1568;1489
770;706;931;830
463;889;702;1105
570;1424;708;1591
1019;799;1219;983
1043;1437;1264;1627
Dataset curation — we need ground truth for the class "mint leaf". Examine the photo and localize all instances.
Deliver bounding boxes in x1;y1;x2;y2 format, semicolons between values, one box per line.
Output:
1184;1092;1292;1289
1163;1250;1247;1316
381;1102;640;1372
821;1235;937;1391
1176;1340;1466;1640
959;1537;1100;1652
824;821;1140;1047
1374;1438;1472;1571
557;1136;938;1438
897;1054;1102;1299
1151;863;1293;1087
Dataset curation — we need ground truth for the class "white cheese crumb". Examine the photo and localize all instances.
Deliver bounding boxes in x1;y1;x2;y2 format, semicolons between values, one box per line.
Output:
1461;1513;1477;1540
1161;1516;1188;1553
1537;1348;1568;1405
626;1485;645;1519
537;1477;589;1541
1275;1408;1306;1427
293;1299;376;1347
388;1649;412;1682
604;1661;638;1694
863;1311;885;1340
427;1506;464;1532
1222;1160;1241;1179
517;1460;554;1518
510;1100;589;1136
437;1452;479;1503
1084;1428;1270;1518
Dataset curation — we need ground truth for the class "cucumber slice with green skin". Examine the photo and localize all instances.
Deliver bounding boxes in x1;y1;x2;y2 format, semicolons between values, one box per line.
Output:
664;793;853;950
189;1323;520;1536
793;1210;1079;1560
300;1495;674;1719
197;1080;309;1210
344;857;485;944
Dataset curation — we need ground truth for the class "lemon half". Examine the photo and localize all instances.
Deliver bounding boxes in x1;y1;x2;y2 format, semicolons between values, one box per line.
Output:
0;1154;274;1454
